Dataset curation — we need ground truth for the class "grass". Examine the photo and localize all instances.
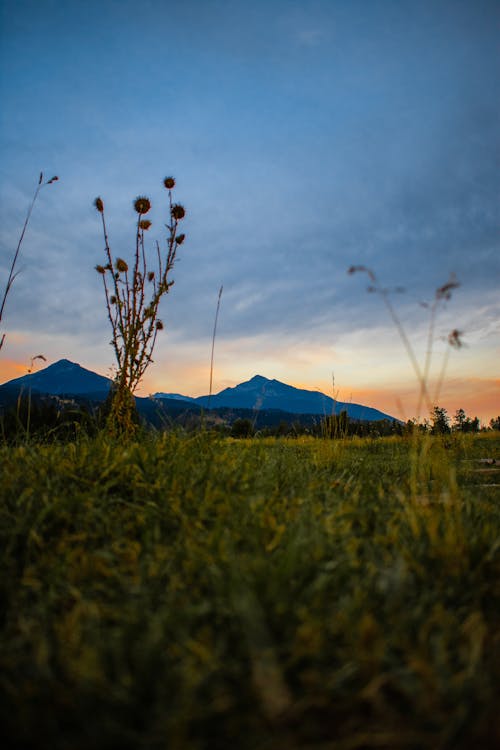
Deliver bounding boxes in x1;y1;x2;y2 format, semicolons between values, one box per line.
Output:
1;431;499;749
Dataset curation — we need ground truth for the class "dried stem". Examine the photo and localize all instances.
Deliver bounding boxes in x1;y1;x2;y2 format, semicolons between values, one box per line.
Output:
208;285;223;409
94;178;186;435
0;173;58;351
348;266;461;421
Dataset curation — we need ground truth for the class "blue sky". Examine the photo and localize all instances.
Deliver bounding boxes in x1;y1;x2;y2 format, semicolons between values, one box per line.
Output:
1;0;499;421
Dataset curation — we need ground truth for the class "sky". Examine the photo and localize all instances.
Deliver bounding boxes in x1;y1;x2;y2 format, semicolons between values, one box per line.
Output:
0;0;499;423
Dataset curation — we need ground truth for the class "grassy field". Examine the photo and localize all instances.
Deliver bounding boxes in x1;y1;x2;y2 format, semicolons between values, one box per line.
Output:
1;431;499;749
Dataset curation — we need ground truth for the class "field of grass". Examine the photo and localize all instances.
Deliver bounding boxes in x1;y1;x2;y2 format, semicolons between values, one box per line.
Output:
1;432;499;749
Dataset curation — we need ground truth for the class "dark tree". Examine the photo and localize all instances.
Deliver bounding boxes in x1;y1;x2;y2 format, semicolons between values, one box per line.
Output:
431;406;450;435
230;418;254;438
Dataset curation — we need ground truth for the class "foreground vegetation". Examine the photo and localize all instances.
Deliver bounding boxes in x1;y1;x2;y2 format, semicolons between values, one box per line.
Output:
1;432;499;749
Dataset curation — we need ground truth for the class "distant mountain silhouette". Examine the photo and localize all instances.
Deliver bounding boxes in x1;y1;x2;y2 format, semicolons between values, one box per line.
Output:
0;361;397;422
155;374;396;422
0;359;111;396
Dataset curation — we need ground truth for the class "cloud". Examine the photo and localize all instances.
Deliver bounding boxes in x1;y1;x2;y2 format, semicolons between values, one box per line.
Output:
1;0;498;420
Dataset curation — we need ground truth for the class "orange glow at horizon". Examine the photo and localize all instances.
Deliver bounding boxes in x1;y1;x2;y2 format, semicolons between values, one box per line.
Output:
1;356;498;426
0;359;33;381
141;367;499;425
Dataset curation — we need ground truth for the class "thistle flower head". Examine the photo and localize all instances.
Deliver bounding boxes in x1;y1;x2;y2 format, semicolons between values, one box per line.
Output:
171;203;185;220
134;196;151;214
163;176;175;189
156;320;164;330
110;295;117;304
175;233;185;245
95;264;106;274
147;271;155;282
116;258;128;273
139;220;152;230
94;197;104;213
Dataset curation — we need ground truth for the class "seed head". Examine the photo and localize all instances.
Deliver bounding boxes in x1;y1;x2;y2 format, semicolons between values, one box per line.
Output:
134;196;151;214
94;197;104;213
147;271;155;282
436;274;460;301
448;329;464;348
175;233;185;245
171;203;185;220
163;176;175;189
95;264;106;274
139;220;152;230
156;320;164;330
116;258;129;273
110;295;117;304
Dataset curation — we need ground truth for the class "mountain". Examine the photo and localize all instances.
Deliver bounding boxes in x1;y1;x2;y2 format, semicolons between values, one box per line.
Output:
0;362;397;422
155;374;396;422
0;359;112;396
154;392;197;403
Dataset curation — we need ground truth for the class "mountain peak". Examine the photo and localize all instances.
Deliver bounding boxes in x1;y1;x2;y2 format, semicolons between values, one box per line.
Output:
247;374;271;384
46;358;80;370
189;375;395;420
1;360;397;422
0;358;111;395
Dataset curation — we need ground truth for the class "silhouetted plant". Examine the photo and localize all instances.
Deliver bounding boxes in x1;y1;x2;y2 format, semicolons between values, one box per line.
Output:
348;266;462;419
0;173;58;351
94;176;186;436
208;285;223;409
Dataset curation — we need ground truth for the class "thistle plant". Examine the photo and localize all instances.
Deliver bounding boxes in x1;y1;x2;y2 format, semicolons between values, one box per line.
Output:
0;173;58;352
94;177;186;435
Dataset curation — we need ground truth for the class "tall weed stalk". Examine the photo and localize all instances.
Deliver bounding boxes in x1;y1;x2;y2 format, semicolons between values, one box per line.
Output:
0;173;58;351
348;265;463;497
94;177;186;436
208;285;223;410
348;266;462;419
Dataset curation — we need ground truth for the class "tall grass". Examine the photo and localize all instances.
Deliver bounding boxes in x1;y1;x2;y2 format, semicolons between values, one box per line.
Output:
1;432;498;749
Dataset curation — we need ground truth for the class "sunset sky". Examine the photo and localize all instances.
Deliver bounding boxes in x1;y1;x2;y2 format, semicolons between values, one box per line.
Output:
1;0;499;423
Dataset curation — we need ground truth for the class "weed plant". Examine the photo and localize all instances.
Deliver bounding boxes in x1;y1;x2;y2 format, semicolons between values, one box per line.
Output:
1;432;499;749
348;266;462;420
0;173;58;351
94;177;186;436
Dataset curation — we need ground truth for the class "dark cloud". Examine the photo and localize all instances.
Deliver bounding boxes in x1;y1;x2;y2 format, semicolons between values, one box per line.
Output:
1;0;498;395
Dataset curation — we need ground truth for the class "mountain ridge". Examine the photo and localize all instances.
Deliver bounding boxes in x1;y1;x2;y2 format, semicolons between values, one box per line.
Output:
0;359;398;422
158;374;395;421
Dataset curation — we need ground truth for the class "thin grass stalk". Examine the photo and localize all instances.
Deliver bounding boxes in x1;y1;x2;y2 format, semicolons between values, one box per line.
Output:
0;173;58;351
348;266;460;423
208;285;223;410
379;289;433;415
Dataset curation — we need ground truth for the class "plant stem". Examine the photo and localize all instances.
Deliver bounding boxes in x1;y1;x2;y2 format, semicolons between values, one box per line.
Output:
208;285;223;409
